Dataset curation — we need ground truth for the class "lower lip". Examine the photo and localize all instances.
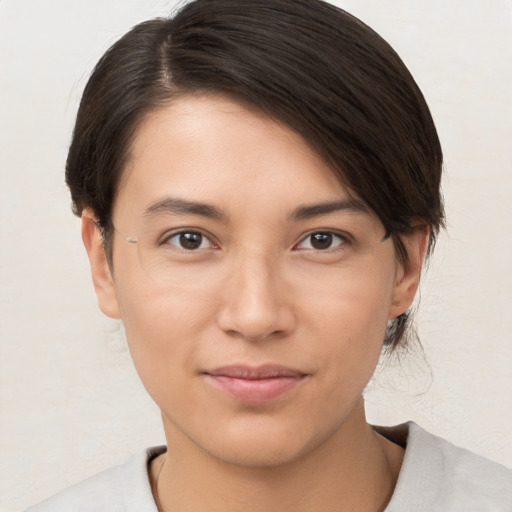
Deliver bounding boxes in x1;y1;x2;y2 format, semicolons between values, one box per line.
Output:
206;375;304;403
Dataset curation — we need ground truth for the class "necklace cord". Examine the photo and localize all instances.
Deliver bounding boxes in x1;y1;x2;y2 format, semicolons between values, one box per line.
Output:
154;454;167;511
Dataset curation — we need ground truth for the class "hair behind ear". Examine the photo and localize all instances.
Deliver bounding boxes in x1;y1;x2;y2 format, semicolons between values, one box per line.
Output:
385;224;430;349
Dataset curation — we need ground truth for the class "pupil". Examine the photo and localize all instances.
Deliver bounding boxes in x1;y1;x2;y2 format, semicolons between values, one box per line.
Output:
311;232;332;250
180;233;202;250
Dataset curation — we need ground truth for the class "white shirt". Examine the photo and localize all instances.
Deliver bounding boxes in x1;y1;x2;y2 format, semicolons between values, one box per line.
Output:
25;423;512;511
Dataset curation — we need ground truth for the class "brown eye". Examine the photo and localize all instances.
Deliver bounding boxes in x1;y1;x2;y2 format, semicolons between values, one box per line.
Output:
166;231;212;250
310;233;333;250
296;231;346;251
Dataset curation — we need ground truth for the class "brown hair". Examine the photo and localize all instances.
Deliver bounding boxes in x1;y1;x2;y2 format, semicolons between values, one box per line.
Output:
66;0;444;349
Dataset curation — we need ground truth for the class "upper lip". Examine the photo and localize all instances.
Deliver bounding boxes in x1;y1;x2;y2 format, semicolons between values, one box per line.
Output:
205;364;306;379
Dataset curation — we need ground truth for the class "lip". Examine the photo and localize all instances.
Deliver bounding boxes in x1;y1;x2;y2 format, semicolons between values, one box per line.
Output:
204;365;307;403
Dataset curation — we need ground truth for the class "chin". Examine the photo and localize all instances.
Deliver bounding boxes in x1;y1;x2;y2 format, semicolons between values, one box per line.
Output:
192;415;336;469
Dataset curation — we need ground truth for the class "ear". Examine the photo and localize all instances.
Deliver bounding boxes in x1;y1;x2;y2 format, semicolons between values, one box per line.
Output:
81;211;121;319
389;225;430;320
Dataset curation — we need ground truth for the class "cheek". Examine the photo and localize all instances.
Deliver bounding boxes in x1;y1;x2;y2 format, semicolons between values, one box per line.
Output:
113;245;219;337
298;262;396;378
301;261;395;336
113;267;221;399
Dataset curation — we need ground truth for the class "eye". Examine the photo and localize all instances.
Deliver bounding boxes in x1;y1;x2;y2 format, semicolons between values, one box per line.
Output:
295;231;347;251
164;231;216;251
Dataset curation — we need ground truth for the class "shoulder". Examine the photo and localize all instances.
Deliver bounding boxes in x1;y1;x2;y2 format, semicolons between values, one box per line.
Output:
24;446;164;512
380;422;512;512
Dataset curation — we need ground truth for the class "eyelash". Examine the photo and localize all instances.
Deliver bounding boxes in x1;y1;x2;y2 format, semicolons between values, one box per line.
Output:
161;229;350;253
293;231;350;252
161;230;218;251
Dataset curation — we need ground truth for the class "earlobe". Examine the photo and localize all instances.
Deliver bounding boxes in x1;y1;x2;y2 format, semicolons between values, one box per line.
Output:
81;211;121;319
389;225;430;320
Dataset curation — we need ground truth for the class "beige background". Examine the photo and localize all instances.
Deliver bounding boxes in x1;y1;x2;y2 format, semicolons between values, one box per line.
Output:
1;0;511;510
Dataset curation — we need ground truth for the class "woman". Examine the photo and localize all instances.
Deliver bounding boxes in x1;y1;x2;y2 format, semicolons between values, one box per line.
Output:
26;0;511;510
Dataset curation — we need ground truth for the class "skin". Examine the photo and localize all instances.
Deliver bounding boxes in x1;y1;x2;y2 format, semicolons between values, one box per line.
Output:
82;95;428;511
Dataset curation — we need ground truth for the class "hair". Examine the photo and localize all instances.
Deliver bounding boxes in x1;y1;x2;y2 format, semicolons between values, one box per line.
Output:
66;0;444;349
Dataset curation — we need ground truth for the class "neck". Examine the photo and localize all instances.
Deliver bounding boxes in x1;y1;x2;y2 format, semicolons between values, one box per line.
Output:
152;400;403;512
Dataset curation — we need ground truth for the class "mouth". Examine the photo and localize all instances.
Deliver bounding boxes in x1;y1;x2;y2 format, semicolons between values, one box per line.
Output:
204;364;308;403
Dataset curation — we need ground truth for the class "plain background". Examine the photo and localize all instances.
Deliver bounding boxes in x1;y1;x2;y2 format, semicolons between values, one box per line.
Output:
1;0;511;510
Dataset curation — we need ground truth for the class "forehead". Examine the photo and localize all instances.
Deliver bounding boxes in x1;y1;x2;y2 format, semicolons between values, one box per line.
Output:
113;94;361;222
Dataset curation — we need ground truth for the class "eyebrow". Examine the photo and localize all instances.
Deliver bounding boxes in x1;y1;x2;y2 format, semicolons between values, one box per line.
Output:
290;198;369;220
143;196;369;222
144;197;228;221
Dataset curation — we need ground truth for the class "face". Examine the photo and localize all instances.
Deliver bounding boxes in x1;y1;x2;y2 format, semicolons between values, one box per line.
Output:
85;95;422;467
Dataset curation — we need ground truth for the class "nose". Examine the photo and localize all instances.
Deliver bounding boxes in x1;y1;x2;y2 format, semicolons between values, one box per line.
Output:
216;254;296;342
